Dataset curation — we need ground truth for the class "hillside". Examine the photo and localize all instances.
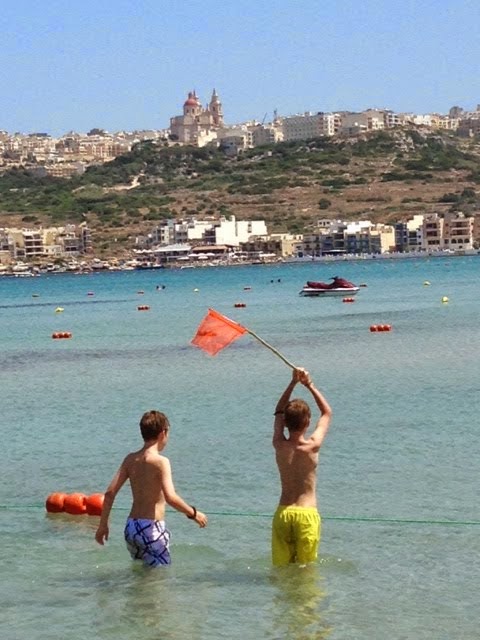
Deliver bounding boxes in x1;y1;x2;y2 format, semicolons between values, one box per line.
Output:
1;128;480;256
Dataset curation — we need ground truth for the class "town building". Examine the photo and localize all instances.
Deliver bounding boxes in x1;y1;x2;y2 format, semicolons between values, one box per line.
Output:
145;215;267;249
281;112;338;141
421;214;444;250
240;233;303;258
394;214;424;252
0;224;92;263
442;212;474;250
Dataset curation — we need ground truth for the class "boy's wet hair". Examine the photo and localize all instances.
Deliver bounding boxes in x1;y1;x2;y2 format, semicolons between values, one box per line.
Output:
140;410;170;441
284;399;311;432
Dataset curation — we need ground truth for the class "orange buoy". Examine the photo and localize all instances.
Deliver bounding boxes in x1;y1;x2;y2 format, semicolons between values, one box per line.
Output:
86;493;104;516
63;493;87;515
45;492;67;513
381;324;392;332
343;297;355;303
52;331;72;339
369;325;379;332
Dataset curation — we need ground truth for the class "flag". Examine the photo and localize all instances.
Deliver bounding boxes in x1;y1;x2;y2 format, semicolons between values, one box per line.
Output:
191;308;248;356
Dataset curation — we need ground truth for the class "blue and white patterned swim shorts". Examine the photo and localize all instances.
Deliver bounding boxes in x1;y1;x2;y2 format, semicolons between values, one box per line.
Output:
124;518;171;567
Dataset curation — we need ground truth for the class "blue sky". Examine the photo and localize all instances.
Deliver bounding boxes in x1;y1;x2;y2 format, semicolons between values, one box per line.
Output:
2;0;479;135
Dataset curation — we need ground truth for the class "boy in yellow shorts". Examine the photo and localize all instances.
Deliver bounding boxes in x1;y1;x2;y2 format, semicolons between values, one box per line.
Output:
272;368;332;566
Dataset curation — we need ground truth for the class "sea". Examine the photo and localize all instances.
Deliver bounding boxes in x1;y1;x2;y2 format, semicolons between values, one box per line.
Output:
1;256;479;640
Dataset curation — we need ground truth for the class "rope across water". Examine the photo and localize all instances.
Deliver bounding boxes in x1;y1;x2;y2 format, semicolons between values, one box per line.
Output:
1;504;479;526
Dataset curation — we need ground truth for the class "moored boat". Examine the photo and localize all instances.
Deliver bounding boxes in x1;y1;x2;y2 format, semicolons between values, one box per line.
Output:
299;276;360;297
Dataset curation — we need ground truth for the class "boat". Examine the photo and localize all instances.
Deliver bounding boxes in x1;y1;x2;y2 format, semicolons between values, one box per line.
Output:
299;276;360;297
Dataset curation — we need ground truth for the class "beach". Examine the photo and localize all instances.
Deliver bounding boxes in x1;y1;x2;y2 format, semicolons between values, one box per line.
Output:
1;256;479;639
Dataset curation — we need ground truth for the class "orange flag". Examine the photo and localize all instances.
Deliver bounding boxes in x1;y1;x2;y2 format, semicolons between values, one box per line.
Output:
191;308;248;356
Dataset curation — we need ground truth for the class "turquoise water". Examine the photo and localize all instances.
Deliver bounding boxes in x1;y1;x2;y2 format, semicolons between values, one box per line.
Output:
1;257;479;639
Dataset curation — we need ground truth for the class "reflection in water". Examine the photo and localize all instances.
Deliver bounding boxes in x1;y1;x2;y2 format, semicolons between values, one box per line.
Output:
91;554;219;640
270;563;333;639
92;566;189;639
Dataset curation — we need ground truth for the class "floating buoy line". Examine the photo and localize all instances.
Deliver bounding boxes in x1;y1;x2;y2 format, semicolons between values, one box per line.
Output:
1;502;480;527
45;492;104;516
370;324;392;332
52;332;72;339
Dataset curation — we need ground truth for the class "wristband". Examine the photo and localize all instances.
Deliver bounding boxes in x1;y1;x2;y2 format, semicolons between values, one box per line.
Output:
187;506;197;520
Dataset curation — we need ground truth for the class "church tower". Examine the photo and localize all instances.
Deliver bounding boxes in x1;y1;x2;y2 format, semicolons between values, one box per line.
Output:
209;89;224;127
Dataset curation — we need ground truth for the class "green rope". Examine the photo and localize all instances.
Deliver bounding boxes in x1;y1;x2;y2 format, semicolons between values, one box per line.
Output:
1;504;480;526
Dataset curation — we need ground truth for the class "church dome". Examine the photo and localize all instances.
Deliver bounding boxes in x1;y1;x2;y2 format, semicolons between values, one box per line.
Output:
184;92;199;107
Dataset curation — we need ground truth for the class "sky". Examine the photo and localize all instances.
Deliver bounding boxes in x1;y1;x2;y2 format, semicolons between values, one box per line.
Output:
1;0;480;136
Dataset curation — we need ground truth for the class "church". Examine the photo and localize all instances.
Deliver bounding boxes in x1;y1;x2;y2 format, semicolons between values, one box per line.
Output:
169;89;224;146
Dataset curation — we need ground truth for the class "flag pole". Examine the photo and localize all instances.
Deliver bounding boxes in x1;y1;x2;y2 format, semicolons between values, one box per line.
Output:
246;329;295;369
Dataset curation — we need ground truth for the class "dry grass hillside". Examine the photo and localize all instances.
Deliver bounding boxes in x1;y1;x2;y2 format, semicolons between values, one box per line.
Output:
1;128;479;256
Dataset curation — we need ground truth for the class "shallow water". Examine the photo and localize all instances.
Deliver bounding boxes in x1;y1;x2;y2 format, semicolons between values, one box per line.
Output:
1;257;479;639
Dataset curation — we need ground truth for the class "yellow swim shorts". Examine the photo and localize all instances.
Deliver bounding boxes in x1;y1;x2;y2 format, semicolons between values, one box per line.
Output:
272;506;321;566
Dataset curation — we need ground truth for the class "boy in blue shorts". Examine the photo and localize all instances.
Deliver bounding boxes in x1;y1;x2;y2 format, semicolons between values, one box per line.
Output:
272;368;332;566
95;410;207;567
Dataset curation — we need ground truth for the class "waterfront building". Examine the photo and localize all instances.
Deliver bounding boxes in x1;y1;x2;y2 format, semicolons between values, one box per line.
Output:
421;214;444;250
302;220;348;257
442;212;474;250
394;214;424;252
0;225;92;262
204;215;268;246
344;221;395;254
151;243;191;264
241;233;303;258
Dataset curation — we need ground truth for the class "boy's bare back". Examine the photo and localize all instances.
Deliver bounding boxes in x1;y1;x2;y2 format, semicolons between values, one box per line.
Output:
122;449;170;521
275;441;319;507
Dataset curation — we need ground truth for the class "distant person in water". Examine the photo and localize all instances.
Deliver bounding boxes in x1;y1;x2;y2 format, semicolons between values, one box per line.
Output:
271;368;332;566
95;410;207;567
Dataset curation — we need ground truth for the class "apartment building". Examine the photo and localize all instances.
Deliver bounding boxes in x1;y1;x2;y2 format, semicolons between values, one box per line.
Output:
0;225;92;262
249;124;283;147
207;215;268;246
457;116;480;137
442;212;474;250
146;215;268;249
339;110;386;135
422;214;444;250
281;112;338;141
394;214;424;252
302;220;348;256
241;233;303;258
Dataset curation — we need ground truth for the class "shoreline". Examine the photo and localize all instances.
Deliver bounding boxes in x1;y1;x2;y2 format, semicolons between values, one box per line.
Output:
0;248;478;277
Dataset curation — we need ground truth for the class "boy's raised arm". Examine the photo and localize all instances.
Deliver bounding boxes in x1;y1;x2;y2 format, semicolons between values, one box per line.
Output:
299;370;332;450
273;368;301;445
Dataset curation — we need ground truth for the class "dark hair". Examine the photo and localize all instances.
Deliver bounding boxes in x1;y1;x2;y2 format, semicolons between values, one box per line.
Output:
140;410;170;441
284;399;310;432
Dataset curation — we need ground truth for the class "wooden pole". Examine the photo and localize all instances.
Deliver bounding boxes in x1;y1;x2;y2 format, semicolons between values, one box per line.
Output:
246;329;295;369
